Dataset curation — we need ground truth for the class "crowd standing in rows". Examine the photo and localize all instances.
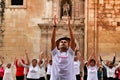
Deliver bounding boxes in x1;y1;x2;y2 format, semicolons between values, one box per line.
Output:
0;16;120;80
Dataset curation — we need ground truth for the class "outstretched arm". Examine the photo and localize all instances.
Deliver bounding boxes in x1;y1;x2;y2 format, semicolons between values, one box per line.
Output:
99;56;103;62
100;55;108;68
25;50;30;65
94;53;99;67
76;50;84;61
38;52;43;65
86;52;94;66
0;56;3;65
67;17;75;50
51;15;57;51
112;53;116;64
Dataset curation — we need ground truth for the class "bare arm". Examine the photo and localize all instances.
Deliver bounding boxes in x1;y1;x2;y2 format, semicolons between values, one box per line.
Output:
76;50;84;61
67;17;75;50
51;15;57;50
14;57;17;65
86;53;94;66
94;53;99;67
20;61;29;68
25;50;30;65
38;52;44;66
0;56;3;65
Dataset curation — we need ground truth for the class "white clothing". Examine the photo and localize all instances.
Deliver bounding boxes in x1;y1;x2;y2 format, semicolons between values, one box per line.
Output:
39;59;46;77
74;60;81;75
50;47;76;80
46;64;52;75
102;61;120;78
87;66;98;80
27;64;40;79
3;66;13;80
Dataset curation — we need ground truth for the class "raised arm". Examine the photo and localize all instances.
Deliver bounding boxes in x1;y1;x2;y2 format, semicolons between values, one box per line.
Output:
51;15;57;50
0;56;3;65
112;53;116;64
38;52;44;66
25;50;30;65
67;17;75;50
94;53;99;67
76;50;84;61
99;56;108;68
86;53;94;66
115;61;120;69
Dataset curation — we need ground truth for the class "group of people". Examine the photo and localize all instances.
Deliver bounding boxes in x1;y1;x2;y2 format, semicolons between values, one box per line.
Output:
0;16;120;80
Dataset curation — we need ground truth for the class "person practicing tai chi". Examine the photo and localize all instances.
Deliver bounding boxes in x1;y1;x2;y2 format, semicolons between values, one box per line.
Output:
50;15;76;80
86;53;99;80
100;53;120;80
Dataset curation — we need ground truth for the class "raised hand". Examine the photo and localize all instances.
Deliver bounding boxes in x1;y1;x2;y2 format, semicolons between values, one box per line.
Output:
53;15;58;26
39;52;44;59
114;52;116;56
66;16;70;25
25;49;28;55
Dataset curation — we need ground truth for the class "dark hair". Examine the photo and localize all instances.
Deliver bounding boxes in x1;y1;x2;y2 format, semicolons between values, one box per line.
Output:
89;59;96;64
32;59;37;63
49;60;52;63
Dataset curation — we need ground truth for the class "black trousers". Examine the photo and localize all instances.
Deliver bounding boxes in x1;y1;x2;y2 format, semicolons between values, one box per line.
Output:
39;77;45;80
76;74;80;80
83;75;87;80
16;76;24;80
0;77;3;80
27;78;39;80
108;77;115;80
47;75;51;80
103;76;108;80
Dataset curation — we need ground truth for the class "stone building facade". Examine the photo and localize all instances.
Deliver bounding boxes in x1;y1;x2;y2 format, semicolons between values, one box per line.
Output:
0;0;119;63
86;0;120;61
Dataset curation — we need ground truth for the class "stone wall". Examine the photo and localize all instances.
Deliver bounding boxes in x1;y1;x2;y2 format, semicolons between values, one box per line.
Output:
87;0;120;61
0;0;45;63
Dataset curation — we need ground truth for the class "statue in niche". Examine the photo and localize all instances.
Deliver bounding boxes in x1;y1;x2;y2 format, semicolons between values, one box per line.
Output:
62;1;70;16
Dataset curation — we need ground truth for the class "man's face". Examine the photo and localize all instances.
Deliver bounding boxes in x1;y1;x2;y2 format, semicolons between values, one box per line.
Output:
32;59;37;67
58;40;69;49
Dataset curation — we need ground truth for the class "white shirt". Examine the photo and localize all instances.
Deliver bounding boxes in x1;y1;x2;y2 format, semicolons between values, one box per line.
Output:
50;47;76;80
39;59;46;77
47;64;52;75
27;64;40;79
74;60;80;75
102;61;120;78
3;65;14;80
87;66;98;80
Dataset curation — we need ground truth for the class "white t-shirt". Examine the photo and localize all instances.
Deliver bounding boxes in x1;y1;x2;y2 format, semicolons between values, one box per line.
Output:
3;65;14;80
27;64;40;79
74;60;80;75
102;61;120;78
47;64;52;75
39;59;46;77
50;47;76;80
87;66;98;80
